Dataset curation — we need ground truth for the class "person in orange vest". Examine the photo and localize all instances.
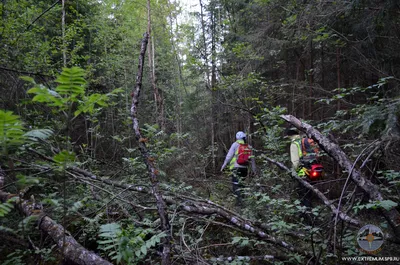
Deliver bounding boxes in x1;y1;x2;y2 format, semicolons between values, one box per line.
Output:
221;131;256;205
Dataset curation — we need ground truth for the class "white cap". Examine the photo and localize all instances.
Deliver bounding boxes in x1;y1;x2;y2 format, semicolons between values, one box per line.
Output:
236;131;246;140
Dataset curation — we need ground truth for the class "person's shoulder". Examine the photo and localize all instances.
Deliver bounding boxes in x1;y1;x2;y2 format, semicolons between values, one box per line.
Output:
232;141;240;146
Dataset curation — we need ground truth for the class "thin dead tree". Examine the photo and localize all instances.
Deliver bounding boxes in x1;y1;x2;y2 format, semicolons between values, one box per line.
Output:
130;33;171;265
281;114;400;237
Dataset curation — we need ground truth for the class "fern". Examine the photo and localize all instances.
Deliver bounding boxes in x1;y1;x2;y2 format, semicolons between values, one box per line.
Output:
0;201;14;217
27;67;86;111
0;110;25;155
98;223;165;264
23;129;53;142
98;223;121;262
19;215;39;231
68;198;88;213
26;68;122;118
55;67;86;97
83;212;104;224
16;174;40;189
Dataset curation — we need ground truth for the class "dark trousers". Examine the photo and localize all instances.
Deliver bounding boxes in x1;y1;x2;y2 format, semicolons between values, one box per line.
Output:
297;182;312;208
231;167;248;205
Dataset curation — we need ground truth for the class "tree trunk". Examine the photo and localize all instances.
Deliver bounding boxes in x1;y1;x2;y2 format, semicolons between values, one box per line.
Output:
147;0;163;129
200;0;216;171
62;0;67;67
0;166;4;189
130;33;171;265
309;39;313;118
336;48;341;111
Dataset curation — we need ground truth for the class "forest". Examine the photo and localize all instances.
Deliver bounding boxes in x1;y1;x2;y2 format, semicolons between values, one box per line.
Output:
1;0;400;264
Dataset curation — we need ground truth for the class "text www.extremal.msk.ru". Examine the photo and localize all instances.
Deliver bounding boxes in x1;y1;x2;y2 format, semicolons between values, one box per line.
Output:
342;256;400;262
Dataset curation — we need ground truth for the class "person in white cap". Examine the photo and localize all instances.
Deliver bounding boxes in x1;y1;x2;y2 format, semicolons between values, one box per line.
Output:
221;131;256;205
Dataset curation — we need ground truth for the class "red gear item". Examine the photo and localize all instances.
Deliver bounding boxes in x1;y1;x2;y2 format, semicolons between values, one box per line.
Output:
237;144;251;165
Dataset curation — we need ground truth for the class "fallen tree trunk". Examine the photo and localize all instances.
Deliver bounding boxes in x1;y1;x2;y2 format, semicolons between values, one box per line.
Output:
68;167;312;258
264;156;361;227
209;254;277;262
28;149;312;258
281;114;400;236
0;191;112;265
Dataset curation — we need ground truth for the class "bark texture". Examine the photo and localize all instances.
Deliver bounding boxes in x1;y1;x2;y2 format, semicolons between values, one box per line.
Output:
0;191;112;265
281;114;400;236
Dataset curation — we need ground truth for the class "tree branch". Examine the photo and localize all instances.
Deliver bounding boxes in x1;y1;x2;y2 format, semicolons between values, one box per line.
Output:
26;0;61;30
69;167;312;258
264;156;361;227
0;66;53;78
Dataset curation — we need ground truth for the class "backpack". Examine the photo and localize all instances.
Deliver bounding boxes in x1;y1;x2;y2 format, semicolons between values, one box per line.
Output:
237;144;251;165
299;138;320;165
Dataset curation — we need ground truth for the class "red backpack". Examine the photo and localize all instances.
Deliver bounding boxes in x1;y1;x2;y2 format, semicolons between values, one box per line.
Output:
237;144;251;165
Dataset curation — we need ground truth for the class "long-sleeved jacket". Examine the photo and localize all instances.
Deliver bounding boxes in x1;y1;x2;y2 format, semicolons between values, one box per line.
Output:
221;140;256;172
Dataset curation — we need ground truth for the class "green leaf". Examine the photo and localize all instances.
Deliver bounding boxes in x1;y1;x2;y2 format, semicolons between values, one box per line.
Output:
98;239;115;244
231;237;242;244
98;223;121;238
379;200;398;211
24;129;53;142
16;174;40;187
28;85;64;108
55;67;86;96
0;202;13;217
20;76;35;83
53;150;76;164
141;245;147;256
0;110;25;154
